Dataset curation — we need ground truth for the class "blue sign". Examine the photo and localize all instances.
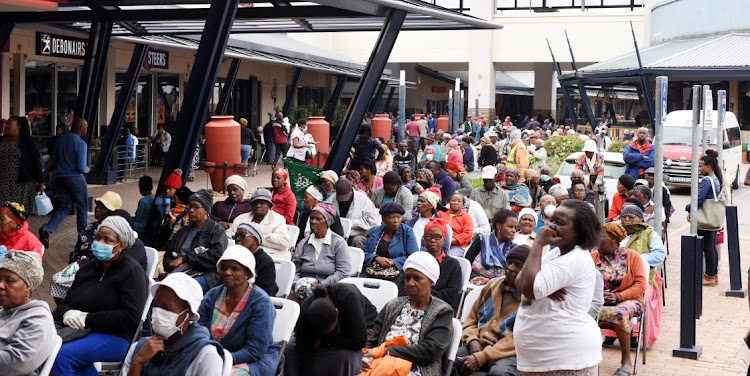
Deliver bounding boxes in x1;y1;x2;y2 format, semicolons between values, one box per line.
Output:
720;91;727;125
660;78;668;123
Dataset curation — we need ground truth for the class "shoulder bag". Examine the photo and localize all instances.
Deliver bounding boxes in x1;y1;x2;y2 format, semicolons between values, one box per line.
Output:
697;177;725;231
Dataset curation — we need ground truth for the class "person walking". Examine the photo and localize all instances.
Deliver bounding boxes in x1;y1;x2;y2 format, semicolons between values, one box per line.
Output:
39;117;89;248
272;116;290;169
239;118;255;176
0;117;44;214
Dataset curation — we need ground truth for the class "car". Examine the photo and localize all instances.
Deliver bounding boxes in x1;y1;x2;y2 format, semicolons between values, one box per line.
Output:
555;151;627;206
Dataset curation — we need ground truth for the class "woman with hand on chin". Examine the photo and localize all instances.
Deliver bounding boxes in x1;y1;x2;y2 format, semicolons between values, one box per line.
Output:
514;200;602;376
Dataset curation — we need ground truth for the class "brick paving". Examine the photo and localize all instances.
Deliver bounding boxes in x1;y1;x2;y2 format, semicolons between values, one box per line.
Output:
28;162;750;375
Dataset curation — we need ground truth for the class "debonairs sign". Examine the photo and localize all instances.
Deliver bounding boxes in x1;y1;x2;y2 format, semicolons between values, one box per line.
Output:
37;32;87;60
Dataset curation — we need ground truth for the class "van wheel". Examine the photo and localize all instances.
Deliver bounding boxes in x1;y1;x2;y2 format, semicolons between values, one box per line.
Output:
732;165;740;190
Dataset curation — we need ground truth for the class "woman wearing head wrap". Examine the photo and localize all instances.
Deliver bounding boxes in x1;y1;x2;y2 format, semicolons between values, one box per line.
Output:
618;203;666;286
413;168;435;196
232;222;277;296
399;218;463;309
210;174;253;229
576;139;607;222
406;189;449;251
370;171;414;222
398;164;415;191
445;161;472;197
514;207;539;248
362;252;453;376
297;184;345;244
416;147;437;170
52;215;149;376
198;246;280;376
0;201;43;258
360;202;419;286
608;174;636;222
592;223;647;375
271;168;297;225
163;189;229;293
505;129;530;183
0;251;56;375
501;167;532;211
318;170;339;203
446;138;465;172
478;136;498;168
291;203;350;301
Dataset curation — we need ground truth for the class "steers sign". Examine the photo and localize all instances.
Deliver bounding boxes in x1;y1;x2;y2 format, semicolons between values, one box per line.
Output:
37;32;87;59
145;48;169;70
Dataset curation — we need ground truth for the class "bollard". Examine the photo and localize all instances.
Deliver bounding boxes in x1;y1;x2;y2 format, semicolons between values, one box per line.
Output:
673;234;703;359
725;206;747;297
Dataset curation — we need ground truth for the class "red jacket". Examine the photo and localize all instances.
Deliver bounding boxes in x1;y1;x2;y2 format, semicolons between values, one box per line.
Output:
438;210;474;248
0;222;44;259
272;185;297;225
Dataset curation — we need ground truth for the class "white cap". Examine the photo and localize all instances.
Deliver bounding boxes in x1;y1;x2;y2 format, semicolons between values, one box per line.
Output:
481;165;498;180
582;139;598;153
151;273;203;321
403;252;440;284
217;245;257;284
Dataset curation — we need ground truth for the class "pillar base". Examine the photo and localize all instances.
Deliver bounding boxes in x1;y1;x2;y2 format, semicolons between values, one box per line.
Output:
467;108;496;120
673;345;702;359
86;170;118;185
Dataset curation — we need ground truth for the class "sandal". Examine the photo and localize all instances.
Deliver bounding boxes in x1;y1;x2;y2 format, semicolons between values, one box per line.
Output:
612;368;631;376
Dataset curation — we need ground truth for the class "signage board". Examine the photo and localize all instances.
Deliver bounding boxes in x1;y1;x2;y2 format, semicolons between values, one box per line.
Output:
36;32;87;60
146;48;169;70
432;86;448;94
703;88;713;130
719;91;727;125
660;78;668;123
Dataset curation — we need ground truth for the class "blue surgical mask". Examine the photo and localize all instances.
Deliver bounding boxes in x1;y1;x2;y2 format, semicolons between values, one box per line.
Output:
540;174;551;182
91;241;117;261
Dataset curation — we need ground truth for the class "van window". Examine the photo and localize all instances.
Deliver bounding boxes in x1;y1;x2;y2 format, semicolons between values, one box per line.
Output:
726;127;741;148
663;127;720;145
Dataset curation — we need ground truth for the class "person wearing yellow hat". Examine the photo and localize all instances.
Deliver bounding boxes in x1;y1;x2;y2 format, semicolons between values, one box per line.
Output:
239;118;255;176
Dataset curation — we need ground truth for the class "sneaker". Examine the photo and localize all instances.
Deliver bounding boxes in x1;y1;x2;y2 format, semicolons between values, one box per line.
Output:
38;227;50;249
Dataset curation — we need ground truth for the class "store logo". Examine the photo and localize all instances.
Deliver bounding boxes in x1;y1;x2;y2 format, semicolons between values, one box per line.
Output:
41;34;51;55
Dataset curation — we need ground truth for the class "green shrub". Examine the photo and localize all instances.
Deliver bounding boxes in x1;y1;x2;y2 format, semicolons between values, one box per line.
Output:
608;140;628;153
545;135;585;158
288;102;325;124
471;177;483;188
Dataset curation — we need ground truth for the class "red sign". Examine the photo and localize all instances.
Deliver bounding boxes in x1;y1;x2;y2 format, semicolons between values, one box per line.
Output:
432;86;448;93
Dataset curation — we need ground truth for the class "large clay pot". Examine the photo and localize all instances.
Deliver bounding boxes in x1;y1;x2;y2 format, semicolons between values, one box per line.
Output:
437;115;449;133
412;114;424;122
371;114;391;142
205;115;240;191
307;116;329;168
202;161;216;175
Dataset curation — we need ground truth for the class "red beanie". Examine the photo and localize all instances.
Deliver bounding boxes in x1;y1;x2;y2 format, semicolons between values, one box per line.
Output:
164;169;183;189
444;161;460;173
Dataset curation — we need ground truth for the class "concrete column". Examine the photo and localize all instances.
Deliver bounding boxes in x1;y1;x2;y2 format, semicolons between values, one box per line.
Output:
11;53;24;117
533;62;556;119
1;53;10;118
467;0;496;120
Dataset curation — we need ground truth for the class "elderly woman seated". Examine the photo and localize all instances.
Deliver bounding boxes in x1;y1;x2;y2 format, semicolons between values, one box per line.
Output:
210;175;253;230
407;189;443;242
465;209;519;286
514;208;538;247
446;162;473;197
198;246;280;376
319;170;339;203
0;251;56;374
360;202;419;286
122;273;223;376
593;223;647;375
163;189;229;293
618;204;666;271
500;167;531;211
398;218;462;309
297;184;344;243
0;201;43;258
52;216;148;375
292;203;350;301
229;188;291;260
362;252;453;376
233;222;278;296
371;171;414;222
438;193;474;257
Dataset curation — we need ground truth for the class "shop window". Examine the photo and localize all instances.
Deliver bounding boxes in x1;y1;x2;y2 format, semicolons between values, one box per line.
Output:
57;66;77;134
297;86;323;107
25;60;53;136
156;74;180;134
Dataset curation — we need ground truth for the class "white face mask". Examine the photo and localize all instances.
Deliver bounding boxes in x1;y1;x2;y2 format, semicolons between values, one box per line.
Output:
151;307;189;338
544;204;556;219
425;154;434;161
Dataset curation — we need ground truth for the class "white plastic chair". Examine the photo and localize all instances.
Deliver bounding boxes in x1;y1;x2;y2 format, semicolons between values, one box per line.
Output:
444;319;462;376
222;348;233;376
38;335;62;376
269;297;301;374
347;246;365;276
339;277;398;312
287;225;300;252
459;286;484;323
144;246;158;282
272;258;295;298
41;245;45;256
451;256;472;318
340;218;352;240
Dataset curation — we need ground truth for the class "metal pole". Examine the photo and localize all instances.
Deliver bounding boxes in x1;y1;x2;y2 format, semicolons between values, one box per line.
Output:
399;70;406;143
282;67;303;116
370;80;387;114
460;90;465;126
689;85;700;234
717;90;726;181
725;206;747;297
547;38;578;126
382;86;396;114
215;58;242;116
448;90;453;131
325;75;346;124
673;234;703;359
565;31;596;126
653;76;666;236
453;77;460;134
475;97;479;118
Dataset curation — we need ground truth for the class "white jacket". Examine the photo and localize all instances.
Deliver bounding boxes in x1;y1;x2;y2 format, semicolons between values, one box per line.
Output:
332;191;381;239
228;210;291;260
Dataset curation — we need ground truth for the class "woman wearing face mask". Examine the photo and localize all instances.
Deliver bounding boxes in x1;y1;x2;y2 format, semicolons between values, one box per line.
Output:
198;246;280;376
416;147;436;170
287;120;313;165
210;175;253;231
52;216;148;376
122;273;224;376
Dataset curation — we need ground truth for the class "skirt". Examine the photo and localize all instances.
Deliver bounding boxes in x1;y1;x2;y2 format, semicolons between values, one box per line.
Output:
599;299;643;332
522;365;598;376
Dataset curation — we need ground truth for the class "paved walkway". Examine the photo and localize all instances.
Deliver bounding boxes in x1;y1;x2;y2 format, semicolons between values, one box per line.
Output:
29;162;750;375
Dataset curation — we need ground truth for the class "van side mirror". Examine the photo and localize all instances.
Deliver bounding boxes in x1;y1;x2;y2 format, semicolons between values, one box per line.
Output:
723;141;731;149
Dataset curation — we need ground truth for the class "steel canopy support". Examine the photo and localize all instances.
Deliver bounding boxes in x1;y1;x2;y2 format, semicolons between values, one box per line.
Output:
369;80;387;114
325;8;406;173
631;21;656;129
382;86;396;113
75;20;113;144
215;58;242;116
547;38;577;126
282;67;303;116
325;75;347;124
158;0;240;190
89;44;148;184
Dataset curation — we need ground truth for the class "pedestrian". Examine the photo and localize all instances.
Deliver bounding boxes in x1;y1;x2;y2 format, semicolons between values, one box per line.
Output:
150;124;171;166
0;116;44;214
462;136;475;172
287;119;310;165
623;127;654;179
239;117;255;176
348;124;385;172
576;140;607;223
263;113;278;165
418;115;429;152
39;117;89;248
406;115;420;153
685;155;723;286
272;116;290;169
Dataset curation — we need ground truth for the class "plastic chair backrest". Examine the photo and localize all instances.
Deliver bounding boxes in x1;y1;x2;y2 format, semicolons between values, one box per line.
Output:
38;335;62;376
340;218;352;239
221;348;233;376
452;256;471;292
447;319;462;362
287;225;300;251
41;245;45;256
339;277;398;312
269;297;301;343
347;247;365;276
144;246;158;281
460;287;484;322
272;258;295;298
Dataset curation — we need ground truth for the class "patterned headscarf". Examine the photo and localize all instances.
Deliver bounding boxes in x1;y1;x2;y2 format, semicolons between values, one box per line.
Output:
312;202;336;227
603;222;628;243
1;202;27;225
273;168;289;181
420;189;441;209
346;170;361;183
508;129;522;145
417;168;434;183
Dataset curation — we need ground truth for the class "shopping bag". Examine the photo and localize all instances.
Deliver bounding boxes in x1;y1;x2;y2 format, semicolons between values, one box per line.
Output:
35;193;54;216
56;262;80;286
697;179;725;231
645;272;663;348
359;336;412;376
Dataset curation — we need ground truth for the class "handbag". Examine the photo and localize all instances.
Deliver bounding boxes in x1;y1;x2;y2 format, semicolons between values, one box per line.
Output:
697;177;725;231
35;193;54;216
365;264;401;280
55;322;91;343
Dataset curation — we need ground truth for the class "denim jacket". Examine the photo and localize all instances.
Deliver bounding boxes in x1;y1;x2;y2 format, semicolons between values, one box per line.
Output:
362;224;419;270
